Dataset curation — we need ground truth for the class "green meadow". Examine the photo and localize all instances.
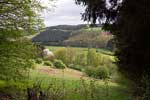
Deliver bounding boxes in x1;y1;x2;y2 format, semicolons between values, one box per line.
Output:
0;46;131;100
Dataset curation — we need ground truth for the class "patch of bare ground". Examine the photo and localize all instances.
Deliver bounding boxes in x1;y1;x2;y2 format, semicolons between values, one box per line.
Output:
37;66;88;79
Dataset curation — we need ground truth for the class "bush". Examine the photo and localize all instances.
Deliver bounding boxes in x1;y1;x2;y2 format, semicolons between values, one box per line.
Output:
36;58;43;64
53;60;66;69
54;48;76;66
85;66;109;79
106;63;117;77
74;53;87;66
95;66;109;79
44;61;53;66
84;66;97;77
87;49;98;67
29;59;37;69
87;49;104;67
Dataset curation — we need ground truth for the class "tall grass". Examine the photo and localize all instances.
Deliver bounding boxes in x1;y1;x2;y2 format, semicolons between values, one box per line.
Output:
0;69;131;100
25;70;132;100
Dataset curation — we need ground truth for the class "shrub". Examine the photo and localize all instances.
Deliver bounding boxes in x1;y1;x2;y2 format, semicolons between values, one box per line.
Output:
95;66;109;79
85;66;109;79
87;49;97;66
106;63;118;77
74;53;87;66
103;56;112;65
54;47;76;66
29;59;37;69
36;58;43;64
44;61;53;66
84;66;97;77
53;60;66;69
87;49;103;67
54;48;67;64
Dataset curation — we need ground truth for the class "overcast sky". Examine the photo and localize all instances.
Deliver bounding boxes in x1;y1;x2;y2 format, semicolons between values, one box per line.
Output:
43;0;86;27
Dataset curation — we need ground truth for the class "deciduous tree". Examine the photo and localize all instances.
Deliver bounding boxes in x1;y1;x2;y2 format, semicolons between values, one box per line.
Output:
0;0;53;81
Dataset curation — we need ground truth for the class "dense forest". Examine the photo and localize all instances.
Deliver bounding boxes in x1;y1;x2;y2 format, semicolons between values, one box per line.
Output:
32;25;113;50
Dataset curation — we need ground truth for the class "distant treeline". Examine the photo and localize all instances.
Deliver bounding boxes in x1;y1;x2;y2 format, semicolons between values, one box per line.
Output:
32;25;114;50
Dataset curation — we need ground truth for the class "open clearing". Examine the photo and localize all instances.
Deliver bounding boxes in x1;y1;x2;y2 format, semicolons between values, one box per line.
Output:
38;66;86;79
28;65;132;100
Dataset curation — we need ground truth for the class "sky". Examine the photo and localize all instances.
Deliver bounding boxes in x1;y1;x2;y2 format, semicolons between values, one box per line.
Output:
43;0;86;27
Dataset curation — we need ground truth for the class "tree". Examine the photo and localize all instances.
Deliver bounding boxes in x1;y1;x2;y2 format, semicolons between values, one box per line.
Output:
0;38;37;81
0;0;53;81
76;0;150;98
87;49;100;67
0;0;46;39
54;47;76;65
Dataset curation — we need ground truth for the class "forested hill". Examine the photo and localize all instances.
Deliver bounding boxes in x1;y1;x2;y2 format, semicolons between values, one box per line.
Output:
32;25;113;49
46;25;87;31
32;25;86;45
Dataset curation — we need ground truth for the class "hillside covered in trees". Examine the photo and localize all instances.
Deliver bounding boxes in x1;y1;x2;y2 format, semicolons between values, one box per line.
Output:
32;25;113;49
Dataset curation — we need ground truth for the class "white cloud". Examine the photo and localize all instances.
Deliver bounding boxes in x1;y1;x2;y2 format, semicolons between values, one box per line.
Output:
43;0;86;26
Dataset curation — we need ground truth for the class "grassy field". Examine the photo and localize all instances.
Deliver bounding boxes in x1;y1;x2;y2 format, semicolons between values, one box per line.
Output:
38;46;131;100
27;65;132;100
0;46;131;100
0;65;131;100
46;46;113;54
46;46;115;60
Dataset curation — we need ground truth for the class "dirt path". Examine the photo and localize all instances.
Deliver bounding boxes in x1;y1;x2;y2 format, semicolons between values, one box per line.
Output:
38;66;87;79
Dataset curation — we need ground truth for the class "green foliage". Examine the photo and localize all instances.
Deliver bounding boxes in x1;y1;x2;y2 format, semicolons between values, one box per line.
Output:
106;63;118;77
85;52;115;80
87;49;103;67
64;28;113;48
87;56;117;79
0;0;53;82
36;58;43;64
33;26;113;49
53;60;66;69
84;66;97;77
0;0;48;39
54;47;76;65
0;39;37;81
95;66;109;79
0;69;132;100
85;66;109;79
76;0;150;98
54;47;113;69
50;46;115;73
47;46;117;80
54;48;67;63
74;52;87;66
0;0;55;98
44;61;53;66
32;25;86;45
65;47;77;65
30;59;37;69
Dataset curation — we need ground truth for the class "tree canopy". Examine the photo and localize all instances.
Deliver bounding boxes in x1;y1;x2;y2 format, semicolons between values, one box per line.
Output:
0;0;46;39
0;0;52;81
76;0;150;98
0;39;37;81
